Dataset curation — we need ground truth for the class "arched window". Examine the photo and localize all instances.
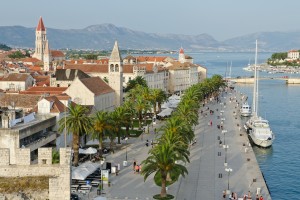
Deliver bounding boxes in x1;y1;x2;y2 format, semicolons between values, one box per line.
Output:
110;64;114;72
115;64;119;72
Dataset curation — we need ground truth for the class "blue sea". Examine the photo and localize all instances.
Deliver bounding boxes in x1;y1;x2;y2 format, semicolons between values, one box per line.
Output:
191;52;300;200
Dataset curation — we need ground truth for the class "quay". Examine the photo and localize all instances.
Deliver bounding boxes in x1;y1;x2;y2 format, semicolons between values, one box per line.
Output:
228;77;300;84
80;90;271;200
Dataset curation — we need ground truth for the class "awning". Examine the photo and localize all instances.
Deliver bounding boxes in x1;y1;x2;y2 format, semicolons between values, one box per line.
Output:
157;108;173;117
72;161;100;180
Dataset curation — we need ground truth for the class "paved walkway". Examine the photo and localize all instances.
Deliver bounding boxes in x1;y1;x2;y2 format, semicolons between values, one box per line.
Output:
79;89;271;200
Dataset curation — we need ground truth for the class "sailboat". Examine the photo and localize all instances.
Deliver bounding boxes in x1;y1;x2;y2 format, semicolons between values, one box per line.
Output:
244;40;275;148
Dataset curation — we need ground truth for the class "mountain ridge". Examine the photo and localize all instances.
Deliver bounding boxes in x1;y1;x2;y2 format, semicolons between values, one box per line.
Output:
0;24;299;52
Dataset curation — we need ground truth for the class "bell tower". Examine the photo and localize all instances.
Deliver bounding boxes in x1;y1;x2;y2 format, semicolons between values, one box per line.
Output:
33;17;48;62
108;41;123;107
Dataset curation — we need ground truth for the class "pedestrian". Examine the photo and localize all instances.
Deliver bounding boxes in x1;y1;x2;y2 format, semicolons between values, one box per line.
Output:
146;139;149;147
259;196;264;200
210;120;212;126
133;160;137;172
135;164;139;174
223;190;226;199
256;194;259;200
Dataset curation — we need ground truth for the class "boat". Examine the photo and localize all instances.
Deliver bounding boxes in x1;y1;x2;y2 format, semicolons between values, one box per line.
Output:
244;40;275;148
240;102;251;117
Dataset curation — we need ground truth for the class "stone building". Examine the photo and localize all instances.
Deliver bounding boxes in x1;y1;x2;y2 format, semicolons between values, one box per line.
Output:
64;76;115;112
0;73;34;92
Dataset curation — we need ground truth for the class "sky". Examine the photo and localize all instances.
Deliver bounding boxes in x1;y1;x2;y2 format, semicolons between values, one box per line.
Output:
2;0;300;41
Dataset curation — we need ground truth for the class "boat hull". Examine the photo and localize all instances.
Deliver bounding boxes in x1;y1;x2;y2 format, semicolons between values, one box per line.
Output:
249;133;273;148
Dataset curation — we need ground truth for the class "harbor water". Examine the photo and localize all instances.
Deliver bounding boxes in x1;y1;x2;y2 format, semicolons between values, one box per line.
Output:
193;52;300;200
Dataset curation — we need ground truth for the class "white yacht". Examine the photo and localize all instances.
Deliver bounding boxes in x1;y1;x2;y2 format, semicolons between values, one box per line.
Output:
248;118;274;148
240;102;251;117
244;40;274;148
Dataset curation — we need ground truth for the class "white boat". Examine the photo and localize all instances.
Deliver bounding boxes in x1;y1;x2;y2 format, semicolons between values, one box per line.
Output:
240;102;251;117
248;118;274;148
244;40;274;148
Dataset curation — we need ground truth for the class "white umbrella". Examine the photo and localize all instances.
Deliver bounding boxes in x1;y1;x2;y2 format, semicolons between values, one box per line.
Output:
79;148;85;154
83;147;97;154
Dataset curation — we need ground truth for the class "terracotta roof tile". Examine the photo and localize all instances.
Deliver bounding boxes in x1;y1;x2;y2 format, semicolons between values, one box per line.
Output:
0;94;41;109
0;74;32;82
19;86;67;95
51;50;65;58
80;77;114;95
44;96;66;113
168;61;198;70
65;64;108;73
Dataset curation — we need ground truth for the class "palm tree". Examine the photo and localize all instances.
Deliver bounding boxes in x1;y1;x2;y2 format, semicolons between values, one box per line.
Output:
110;106;127;144
157;89;167;113
122;101;135;137
92;111;112;153
125;76;148;92
58;104;92;166
133;95;151;129
142;142;188;198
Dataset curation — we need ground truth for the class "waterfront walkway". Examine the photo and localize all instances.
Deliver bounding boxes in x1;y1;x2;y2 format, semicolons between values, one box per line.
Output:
80;89;271;200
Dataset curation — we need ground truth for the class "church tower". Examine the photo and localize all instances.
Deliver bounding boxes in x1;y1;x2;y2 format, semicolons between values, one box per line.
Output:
32;17;51;71
108;41;123;107
178;47;185;63
43;40;51;71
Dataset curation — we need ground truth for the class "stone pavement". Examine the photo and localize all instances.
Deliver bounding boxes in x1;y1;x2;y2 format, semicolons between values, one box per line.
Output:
79;89;271;200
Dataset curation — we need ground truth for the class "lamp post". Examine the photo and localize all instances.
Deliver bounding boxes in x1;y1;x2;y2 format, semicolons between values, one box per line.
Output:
225;168;233;192
125;137;128;162
223;144;229;166
222;129;227;145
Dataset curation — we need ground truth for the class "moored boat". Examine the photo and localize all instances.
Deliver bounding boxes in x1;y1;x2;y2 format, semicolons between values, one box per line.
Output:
240;102;251;117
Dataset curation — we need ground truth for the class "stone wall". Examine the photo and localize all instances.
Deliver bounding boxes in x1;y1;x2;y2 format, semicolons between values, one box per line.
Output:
0;147;71;200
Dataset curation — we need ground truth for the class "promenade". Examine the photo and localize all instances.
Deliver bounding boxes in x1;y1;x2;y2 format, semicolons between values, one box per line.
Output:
81;89;271;200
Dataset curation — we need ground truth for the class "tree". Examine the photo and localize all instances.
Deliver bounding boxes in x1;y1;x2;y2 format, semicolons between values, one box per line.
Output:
125;76;148;92
58;104;92;166
92;111;112;153
110;106;127;144
142;142;188;198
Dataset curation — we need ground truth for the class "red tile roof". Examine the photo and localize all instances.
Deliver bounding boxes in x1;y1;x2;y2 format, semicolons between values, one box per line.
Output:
136;56;167;62
44;96;66;113
36;17;46;31
0;94;41;109
80;77;114;95
19;86;67;95
51;50;65;58
22;57;41;63
0;74;32;82
65;64;108;73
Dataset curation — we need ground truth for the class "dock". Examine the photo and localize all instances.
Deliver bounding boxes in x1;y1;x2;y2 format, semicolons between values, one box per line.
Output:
80;89;272;200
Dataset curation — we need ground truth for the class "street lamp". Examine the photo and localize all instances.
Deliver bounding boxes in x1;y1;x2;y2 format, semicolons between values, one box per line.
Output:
125;137;128;162
225;168;233;192
223;144;229;166
222;129;227;145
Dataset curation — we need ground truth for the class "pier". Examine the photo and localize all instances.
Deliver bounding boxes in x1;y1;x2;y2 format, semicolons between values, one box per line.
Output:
228;76;300;84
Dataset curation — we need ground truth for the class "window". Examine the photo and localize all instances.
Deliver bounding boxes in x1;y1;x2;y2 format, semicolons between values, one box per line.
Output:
115;64;119;72
110;64;114;72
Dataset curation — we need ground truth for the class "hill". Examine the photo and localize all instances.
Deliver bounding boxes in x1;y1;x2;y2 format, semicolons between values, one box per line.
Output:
0;24;300;52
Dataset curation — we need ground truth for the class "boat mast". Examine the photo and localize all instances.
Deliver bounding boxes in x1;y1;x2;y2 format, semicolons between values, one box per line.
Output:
256;40;259;117
252;40;258;117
